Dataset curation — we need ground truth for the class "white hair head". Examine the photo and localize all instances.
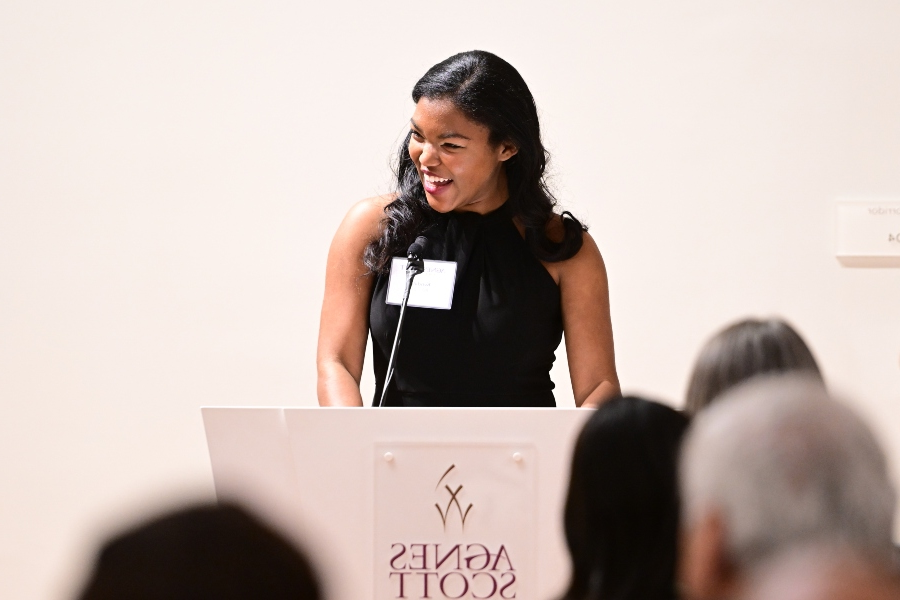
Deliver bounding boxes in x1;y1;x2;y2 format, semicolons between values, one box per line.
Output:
680;374;896;569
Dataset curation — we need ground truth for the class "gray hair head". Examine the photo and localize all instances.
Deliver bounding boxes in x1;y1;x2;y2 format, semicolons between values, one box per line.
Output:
680;374;896;569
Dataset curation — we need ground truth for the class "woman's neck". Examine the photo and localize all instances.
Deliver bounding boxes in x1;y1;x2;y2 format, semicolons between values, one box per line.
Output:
453;170;509;215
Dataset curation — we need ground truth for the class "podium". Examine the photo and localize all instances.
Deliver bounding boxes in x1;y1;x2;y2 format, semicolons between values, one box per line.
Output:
202;407;591;600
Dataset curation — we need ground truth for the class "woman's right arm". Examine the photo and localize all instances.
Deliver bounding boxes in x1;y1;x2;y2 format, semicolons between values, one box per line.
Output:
316;197;389;406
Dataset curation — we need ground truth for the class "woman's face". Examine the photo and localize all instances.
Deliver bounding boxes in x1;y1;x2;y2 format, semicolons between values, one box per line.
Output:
408;97;517;214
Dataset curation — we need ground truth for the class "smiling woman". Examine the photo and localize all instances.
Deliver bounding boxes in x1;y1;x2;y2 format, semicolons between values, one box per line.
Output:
407;98;516;215
317;50;619;408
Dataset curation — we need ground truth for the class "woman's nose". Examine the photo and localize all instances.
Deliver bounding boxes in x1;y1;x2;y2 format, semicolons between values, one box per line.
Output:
419;143;440;166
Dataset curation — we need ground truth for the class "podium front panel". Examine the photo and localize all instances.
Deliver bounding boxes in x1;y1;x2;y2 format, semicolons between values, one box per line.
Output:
203;407;591;600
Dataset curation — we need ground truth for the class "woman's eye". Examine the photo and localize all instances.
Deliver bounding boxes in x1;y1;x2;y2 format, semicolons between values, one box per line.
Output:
410;131;424;141
443;143;462;150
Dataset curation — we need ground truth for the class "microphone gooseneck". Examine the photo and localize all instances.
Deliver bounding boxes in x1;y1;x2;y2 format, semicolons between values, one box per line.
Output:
378;237;429;407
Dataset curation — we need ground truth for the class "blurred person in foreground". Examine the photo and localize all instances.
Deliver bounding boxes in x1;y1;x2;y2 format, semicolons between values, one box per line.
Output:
685;317;823;415
679;375;896;600
76;503;321;600
561;395;690;599
742;544;900;600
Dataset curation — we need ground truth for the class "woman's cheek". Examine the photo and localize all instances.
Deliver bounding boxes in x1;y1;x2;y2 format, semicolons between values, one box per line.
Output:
408;141;422;165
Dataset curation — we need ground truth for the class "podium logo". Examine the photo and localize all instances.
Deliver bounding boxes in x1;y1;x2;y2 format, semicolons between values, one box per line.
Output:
385;463;518;598
435;465;473;531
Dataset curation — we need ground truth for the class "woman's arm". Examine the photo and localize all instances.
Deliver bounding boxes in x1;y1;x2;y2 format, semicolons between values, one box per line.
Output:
316;197;388;406
553;231;620;408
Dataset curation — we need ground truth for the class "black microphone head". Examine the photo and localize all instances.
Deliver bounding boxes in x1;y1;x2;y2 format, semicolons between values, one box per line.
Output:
407;236;429;259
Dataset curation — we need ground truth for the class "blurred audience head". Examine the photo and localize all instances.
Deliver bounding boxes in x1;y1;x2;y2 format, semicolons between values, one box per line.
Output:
76;503;321;600
679;375;896;600
742;544;900;600
685;317;822;415
562;395;690;600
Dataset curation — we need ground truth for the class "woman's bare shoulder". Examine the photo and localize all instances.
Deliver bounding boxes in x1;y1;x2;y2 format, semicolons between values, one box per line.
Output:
546;213;606;279
337;194;394;239
345;194;393;225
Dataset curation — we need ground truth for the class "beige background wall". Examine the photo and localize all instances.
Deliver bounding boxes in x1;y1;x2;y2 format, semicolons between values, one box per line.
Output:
2;1;899;598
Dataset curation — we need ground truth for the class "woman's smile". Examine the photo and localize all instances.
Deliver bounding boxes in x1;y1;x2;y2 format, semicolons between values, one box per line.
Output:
421;169;453;194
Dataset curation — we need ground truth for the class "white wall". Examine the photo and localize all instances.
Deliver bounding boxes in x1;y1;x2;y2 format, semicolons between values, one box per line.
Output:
1;1;898;598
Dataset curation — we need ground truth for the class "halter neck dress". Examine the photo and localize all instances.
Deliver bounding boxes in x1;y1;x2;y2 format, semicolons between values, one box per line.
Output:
369;203;563;407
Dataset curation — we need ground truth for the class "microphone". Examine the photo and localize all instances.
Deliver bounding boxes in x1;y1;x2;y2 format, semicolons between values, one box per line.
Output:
407;236;428;260
378;237;428;407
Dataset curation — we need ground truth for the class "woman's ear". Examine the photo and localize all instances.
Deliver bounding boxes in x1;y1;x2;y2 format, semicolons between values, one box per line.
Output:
498;141;518;162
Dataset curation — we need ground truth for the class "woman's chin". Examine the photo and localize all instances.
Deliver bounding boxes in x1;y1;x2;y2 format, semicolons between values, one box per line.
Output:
424;194;458;213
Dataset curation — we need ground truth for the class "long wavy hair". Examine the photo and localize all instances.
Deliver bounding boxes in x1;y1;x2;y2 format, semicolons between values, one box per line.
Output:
364;50;585;273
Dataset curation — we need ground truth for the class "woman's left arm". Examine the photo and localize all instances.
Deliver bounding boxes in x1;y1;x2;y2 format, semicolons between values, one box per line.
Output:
555;231;620;407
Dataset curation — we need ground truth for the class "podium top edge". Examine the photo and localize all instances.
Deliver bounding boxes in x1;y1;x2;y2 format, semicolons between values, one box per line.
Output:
200;406;591;411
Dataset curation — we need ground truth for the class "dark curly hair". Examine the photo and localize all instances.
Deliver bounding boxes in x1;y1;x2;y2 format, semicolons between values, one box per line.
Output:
364;50;585;273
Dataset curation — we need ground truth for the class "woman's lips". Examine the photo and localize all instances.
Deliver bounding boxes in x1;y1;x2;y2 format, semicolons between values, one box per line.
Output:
422;172;452;194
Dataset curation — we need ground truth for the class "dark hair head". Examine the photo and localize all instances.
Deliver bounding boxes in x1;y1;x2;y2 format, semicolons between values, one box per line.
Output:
685;317;823;415
77;503;321;600
562;396;689;600
364;50;584;273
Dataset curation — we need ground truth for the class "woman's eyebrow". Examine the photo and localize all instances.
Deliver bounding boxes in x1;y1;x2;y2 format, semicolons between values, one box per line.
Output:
439;131;470;140
409;119;470;140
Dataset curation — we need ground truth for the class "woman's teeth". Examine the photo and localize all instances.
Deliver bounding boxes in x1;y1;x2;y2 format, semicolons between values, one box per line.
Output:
424;174;452;184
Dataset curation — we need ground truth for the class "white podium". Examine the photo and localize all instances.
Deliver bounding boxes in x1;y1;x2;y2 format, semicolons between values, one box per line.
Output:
202;407;591;600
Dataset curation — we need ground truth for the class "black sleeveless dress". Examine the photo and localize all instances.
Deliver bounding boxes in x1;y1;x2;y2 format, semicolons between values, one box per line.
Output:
369;204;562;407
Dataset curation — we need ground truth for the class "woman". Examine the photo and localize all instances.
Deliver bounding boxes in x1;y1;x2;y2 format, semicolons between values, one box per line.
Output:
561;396;689;600
684;317;823;415
317;50;618;407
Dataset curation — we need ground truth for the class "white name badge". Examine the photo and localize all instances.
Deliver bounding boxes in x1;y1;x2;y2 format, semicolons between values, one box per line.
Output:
386;258;458;310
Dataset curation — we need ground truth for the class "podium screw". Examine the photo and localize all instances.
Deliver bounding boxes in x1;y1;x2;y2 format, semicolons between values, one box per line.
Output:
512;452;523;463
384;452;394;462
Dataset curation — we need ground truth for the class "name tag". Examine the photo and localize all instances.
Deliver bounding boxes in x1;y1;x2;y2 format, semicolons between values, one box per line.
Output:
386;258;458;310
